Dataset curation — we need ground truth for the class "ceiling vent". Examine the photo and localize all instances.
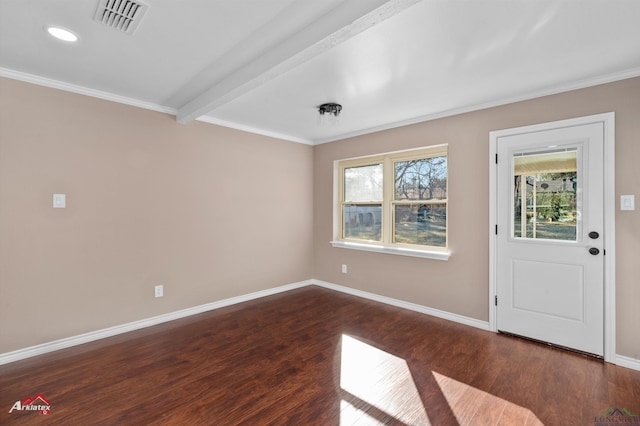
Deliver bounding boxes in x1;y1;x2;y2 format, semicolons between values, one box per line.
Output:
94;0;148;35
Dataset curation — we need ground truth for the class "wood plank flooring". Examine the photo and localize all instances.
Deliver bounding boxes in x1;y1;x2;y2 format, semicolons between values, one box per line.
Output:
1;286;639;425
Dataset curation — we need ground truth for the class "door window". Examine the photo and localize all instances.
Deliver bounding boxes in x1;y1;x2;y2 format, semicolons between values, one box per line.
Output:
512;148;578;241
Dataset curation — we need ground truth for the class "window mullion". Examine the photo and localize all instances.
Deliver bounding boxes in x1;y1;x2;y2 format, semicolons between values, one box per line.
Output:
383;156;394;244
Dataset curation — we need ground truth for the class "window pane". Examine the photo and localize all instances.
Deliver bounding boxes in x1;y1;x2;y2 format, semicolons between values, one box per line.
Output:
513;149;577;241
394;203;446;247
344;205;382;241
344;164;383;202
394;156;447;201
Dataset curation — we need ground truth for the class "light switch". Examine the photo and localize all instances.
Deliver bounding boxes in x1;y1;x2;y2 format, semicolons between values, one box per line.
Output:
620;195;635;211
53;194;66;209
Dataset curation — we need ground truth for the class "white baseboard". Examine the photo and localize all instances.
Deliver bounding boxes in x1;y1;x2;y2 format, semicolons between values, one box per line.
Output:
0;280;312;366
3;278;638;372
311;281;640;372
614;354;640;371
311;280;491;331
0;279;489;365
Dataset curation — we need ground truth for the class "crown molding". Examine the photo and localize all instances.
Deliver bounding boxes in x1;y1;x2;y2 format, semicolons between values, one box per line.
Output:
0;68;313;145
4;66;640;147
0;67;176;115
313;67;640;145
196;115;313;145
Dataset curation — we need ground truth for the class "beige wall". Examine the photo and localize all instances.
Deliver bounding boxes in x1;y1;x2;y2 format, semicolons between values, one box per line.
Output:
313;77;640;360
1;76;638;361
0;78;314;353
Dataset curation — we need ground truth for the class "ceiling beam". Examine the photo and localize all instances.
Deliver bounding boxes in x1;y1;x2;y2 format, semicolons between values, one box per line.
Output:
176;0;421;124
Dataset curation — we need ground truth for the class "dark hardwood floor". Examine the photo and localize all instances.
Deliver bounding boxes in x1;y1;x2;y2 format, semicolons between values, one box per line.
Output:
1;286;639;425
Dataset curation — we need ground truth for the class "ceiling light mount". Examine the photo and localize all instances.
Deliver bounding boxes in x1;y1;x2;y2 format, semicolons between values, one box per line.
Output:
318;103;342;117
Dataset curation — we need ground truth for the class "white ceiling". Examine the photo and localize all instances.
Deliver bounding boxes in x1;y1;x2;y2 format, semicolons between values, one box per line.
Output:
1;0;640;145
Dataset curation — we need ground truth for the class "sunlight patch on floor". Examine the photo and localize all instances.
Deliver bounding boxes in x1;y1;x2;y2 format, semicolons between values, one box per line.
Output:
339;334;431;425
432;371;544;425
340;399;388;425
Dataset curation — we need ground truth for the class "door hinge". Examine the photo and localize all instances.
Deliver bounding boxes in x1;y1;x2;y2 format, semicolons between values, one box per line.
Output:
495;295;498;306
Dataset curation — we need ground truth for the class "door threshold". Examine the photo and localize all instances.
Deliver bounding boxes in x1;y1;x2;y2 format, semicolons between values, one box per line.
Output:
498;331;604;360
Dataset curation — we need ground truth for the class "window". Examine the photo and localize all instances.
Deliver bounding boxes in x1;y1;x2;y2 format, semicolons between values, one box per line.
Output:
333;145;448;260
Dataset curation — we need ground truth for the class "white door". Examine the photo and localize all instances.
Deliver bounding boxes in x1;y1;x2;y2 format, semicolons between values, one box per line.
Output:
495;122;604;356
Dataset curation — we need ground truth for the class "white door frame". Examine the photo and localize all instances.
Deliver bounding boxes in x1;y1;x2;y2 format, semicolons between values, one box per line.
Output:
489;112;616;363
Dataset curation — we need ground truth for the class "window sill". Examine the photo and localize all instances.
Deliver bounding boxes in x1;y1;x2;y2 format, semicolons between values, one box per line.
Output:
330;240;450;261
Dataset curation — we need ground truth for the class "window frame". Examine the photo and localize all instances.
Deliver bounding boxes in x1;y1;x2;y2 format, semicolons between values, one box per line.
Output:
331;145;450;261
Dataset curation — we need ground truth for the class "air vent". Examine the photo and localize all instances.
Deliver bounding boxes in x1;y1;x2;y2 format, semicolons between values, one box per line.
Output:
94;0;148;34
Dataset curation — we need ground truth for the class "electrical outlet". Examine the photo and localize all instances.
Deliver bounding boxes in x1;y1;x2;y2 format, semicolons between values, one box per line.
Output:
154;285;163;298
341;264;347;274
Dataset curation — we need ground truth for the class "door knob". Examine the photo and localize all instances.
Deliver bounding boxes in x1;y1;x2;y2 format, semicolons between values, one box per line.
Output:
589;231;599;239
589;247;600;255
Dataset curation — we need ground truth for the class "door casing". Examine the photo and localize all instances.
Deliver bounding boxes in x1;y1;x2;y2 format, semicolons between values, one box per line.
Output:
489;112;616;363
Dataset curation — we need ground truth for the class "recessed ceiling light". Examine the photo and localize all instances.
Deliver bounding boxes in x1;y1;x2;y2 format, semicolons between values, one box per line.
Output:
46;26;79;42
